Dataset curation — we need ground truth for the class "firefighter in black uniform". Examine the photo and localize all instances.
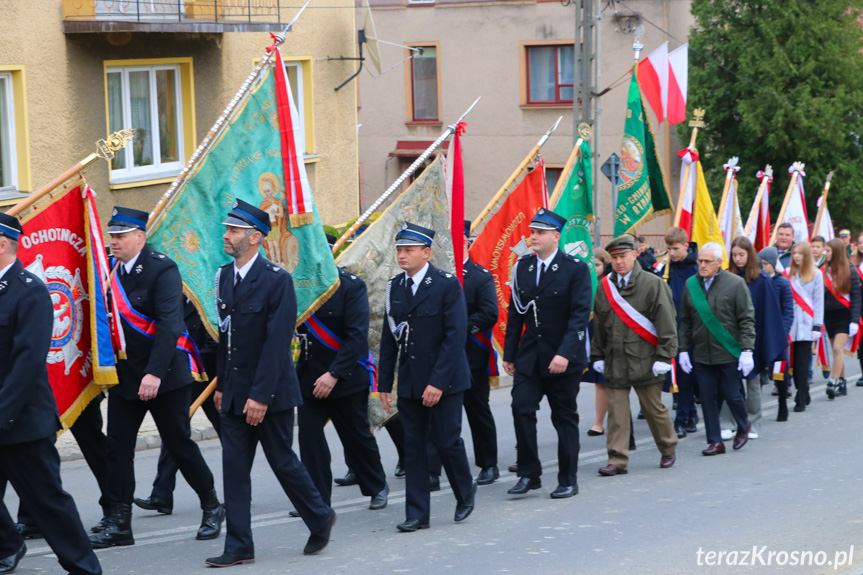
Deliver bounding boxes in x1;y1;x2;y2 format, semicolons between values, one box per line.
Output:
0;212;102;574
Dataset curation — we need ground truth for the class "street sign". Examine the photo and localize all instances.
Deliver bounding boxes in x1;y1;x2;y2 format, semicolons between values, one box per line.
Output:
601;153;621;185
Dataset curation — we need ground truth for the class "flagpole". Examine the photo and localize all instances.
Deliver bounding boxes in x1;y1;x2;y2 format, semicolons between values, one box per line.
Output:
148;0;314;232
471;116;562;235
812;171;834;238
769;167;800;246
548;134;585;210
331;97;481;253
744;170;770;238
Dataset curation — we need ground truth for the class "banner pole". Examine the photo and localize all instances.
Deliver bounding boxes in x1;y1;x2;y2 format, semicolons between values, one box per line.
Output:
471;116;562;235
769;170;798;246
190;378;218;418
548;137;583;210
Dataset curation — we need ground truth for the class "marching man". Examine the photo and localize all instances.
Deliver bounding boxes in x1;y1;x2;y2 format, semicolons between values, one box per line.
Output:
591;234;679;476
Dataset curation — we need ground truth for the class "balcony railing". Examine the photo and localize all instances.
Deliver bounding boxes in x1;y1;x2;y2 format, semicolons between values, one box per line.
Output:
62;0;288;33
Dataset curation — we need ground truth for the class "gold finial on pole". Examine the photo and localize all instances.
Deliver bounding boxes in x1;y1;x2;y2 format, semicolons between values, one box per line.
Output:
688;108;705;150
96;129;136;162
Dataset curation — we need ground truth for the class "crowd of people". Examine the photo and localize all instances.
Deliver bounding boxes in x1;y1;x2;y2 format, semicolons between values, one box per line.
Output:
1;202;861;573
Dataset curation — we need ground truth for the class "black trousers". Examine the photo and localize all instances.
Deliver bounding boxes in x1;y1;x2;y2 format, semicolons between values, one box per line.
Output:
398;392;473;523
105;385;214;505
383;417;406;462
221;410;331;556
298;388;386;506
511;370;581;487
694;362;748;444
148;377;221;503
0;436;102;574
19;394;111;524
792;341;812;407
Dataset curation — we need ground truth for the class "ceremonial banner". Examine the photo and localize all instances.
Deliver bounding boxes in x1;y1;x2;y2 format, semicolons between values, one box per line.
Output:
773;164;809;245
149;48;339;335
554;140;596;296
690;160;726;264
814;196;835;241
336;155;454;358
17;182;117;429
615;73;673;236
745;170;772;251
470;159;548;352
718;159;745;261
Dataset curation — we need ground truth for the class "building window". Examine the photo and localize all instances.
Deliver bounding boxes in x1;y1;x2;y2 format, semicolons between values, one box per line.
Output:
0;73;18;192
283;57;316;157
526;44;575;105
545;166;563;198
408;45;440;122
105;59;194;186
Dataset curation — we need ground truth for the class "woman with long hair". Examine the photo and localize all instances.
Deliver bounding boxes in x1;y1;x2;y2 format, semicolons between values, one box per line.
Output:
787;241;824;412
585;248;611;436
724;237;787;438
823;238;861;397
855;232;863;387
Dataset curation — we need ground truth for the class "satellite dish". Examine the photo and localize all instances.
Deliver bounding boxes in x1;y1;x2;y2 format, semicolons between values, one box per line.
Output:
363;0;382;74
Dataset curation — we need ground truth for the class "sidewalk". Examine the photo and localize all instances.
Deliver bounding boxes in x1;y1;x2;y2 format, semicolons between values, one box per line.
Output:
55;374;516;461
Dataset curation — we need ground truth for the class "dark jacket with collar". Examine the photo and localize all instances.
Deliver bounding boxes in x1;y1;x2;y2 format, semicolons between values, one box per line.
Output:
503;250;592;377
679;269;756;365
0;260;61;445
296;268;371;399
113;244;192;400
463;258;499;371
215;255;302;414
378;264;470;399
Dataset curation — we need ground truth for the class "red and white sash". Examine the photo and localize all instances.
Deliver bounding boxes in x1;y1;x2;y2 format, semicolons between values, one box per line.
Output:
789;274;815;319
602;275;658;346
824;272;850;309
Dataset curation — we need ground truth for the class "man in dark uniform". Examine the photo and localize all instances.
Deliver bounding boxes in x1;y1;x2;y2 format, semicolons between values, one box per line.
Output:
90;207;224;548
0;213;102;574
503;208;591;499
429;221;500;487
133;299;221;515
206;200;335;567
379;222;476;532
295;264;388;511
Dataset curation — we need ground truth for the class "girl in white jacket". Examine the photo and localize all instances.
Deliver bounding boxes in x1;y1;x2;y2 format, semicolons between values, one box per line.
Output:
788;242;824;413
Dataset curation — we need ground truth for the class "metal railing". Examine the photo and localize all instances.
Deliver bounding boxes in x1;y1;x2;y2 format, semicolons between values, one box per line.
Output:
62;0;282;24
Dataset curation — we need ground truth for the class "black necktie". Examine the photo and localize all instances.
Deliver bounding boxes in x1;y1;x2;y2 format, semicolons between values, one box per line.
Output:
233;271;242;297
538;262;547;286
406;277;414;302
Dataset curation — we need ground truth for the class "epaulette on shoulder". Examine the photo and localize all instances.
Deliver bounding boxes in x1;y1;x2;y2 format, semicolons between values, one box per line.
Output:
149;250;167;260
518;252;536;262
17;271;38;287
269;263;283;273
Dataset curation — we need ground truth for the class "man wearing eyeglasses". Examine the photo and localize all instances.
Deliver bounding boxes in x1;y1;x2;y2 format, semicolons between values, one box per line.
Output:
678;242;756;456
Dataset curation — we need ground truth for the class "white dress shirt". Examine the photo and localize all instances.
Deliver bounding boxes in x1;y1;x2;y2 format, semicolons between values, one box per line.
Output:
233;252;259;284
405;262;430;295
0;262;13;282
121;250;142;275
535;249;558;285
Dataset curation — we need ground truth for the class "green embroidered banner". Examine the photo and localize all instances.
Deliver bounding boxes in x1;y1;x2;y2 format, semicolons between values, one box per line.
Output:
555;140;597;296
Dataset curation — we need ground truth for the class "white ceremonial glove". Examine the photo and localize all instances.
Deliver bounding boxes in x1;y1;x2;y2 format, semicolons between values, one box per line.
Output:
811;330;822;341
738;350;755;377
678;352;692;374
593;360;605;374
850;323;859;338
652;361;672;377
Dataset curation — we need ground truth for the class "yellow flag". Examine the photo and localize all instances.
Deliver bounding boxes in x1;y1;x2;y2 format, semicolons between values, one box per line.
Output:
691;161;727;266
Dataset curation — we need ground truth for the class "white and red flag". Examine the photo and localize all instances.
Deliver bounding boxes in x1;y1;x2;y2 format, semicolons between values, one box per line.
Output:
746;169;773;251
667;45;688;126
772;162;809;245
637;41;668;124
718;157;745;261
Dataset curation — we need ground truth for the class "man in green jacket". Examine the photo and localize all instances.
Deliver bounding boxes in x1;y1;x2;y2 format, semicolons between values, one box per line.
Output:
678;242;756;456
591;235;679;476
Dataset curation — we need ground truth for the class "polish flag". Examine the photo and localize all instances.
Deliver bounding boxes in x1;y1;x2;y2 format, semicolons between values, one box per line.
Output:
746;170;772;251
637;41;668;124
814;196;835;241
667;45;688;126
676;148;697;234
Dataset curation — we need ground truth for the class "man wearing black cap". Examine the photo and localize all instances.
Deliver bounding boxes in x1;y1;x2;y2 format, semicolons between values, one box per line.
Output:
207;199;335;567
90;207;224;549
379;222;476;532
503;208;591;499
0;213;102;574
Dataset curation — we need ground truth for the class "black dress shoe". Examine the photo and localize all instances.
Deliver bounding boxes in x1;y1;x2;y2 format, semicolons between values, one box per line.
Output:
702;442;726;456
334;469;358;486
369;484;389;510
476;466;499;485
303;509;336;555
629;437;637;450
507;462;518;473
586;428;605;436
15;522;42;539
0;543;26;574
397;518;430;532
507;477;541;495
674;423;687;439
90;514;110;534
89;503;134;548
205;552;255;567
550;485;578;499
429;474;441;492
133;495;173;515
793;404;805;413
637;410;646;420
394;461;406;478
197;490;225;541
454;482;477;522
289;510;301;518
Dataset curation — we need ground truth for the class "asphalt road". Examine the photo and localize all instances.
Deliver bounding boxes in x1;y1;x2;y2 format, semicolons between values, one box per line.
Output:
9;365;863;574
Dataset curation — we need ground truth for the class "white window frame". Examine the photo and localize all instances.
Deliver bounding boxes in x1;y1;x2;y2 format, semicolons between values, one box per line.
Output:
0;72;18;191
107;64;185;184
283;61;308;157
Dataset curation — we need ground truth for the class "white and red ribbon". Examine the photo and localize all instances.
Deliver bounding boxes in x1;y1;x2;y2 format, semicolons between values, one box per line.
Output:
602;276;659;346
789;275;815;318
